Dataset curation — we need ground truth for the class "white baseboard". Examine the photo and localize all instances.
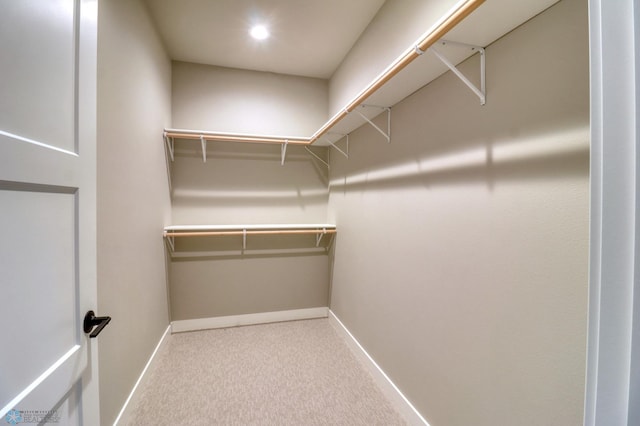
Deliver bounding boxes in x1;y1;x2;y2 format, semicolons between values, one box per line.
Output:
171;307;329;333
113;324;171;426
328;310;429;426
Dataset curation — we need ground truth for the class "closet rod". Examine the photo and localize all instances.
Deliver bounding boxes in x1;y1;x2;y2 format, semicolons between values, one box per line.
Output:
164;229;337;238
164;130;307;145
310;0;484;143
164;0;484;146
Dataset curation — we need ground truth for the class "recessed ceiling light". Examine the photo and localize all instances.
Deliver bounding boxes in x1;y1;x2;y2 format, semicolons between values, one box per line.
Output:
250;24;269;40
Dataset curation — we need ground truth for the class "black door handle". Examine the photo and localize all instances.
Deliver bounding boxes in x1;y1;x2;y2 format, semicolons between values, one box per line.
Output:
83;310;111;338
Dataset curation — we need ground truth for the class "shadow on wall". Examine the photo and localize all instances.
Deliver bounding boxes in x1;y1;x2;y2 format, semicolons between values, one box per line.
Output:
169;232;335;261
329;124;589;193
172;186;329;209
168;142;330;223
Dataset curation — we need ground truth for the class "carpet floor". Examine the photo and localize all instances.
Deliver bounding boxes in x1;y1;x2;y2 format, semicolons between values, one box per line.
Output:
125;318;406;425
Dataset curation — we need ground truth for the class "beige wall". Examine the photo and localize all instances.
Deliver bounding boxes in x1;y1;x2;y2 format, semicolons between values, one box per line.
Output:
169;66;331;320
171;143;328;225
328;0;458;116
327;0;589;424
171;253;329;320
172;61;328;136
168;143;331;320
97;0;172;424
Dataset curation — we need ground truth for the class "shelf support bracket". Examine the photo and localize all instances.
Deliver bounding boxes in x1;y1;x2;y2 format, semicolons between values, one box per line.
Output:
163;131;174;162
328;132;349;158
353;105;391;143
304;146;329;168
165;234;175;253
429;40;486;105
324;134;349;159
200;135;207;162
242;229;247;251
281;141;288;166
316;228;327;247
163;132;173;192
328;232;335;251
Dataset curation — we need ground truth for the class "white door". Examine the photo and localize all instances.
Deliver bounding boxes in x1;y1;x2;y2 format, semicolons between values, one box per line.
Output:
0;1;100;425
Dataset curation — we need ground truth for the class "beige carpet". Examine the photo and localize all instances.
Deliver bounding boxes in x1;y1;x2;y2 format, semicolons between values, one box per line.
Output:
125;318;406;425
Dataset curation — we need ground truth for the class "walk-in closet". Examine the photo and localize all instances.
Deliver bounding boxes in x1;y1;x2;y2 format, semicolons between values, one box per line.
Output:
126;0;592;423
4;0;637;424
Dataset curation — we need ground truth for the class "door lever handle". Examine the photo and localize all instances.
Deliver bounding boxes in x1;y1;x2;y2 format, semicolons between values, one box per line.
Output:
83;310;111;338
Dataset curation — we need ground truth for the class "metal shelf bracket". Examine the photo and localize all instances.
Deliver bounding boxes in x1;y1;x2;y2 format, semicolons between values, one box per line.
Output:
281;140;288;166
304;146;329;168
430;40;486;105
353;104;391;143
316;228;327;247
324;133;349;159
165;234;175;253
242;228;247;251
163;131;175;162
163;132;174;192
200;135;207;162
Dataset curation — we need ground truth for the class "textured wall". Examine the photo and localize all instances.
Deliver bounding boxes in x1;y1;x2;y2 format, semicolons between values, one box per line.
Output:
327;0;589;424
96;0;172;423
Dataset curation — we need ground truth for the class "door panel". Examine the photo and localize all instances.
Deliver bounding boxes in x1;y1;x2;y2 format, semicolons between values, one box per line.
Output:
0;0;98;423
0;189;77;408
0;0;76;152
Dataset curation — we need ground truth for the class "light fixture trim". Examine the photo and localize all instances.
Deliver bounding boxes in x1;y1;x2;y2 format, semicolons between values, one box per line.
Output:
250;24;270;40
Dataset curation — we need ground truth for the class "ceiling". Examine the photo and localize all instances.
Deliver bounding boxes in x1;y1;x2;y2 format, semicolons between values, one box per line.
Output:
148;0;562;144
144;0;386;79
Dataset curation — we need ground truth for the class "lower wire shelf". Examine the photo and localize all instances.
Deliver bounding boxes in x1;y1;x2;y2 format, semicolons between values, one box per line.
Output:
163;224;337;256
